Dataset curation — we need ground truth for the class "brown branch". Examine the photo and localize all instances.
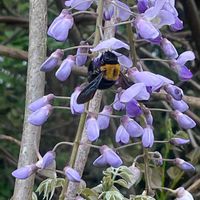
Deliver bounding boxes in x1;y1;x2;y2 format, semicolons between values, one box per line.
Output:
0;134;21;146
0;16;29;26
0;45;28;60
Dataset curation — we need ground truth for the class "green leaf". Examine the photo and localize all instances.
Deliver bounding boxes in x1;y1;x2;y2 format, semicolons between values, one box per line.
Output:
114;179;128;188
130;195;156;200
81;188;98;199
104;191;124;200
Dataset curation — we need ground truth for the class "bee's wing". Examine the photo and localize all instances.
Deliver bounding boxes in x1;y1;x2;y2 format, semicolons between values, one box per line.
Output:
119;71;132;89
77;73;103;104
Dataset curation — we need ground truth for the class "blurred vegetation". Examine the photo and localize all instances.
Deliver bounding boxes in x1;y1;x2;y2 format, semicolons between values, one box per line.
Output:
0;0;200;199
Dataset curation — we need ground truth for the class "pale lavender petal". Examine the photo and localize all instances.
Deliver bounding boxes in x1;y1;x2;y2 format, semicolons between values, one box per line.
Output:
170;16;183;31
68;0;93;11
103;3;114;20
93;155;107;167
177;65;193;81
161;38;178;59
113;93;125;111
65;0;72;6
122;115;144;138
115;0;131;21
115;125;130;144
113;51;133;68
75;41;89;66
126;99;143;117
120;83;149;103
28;94;54;112
64;166;81;182
104;149;123;168
12;164;38;179
36;151;55;169
154;10;175;29
97;105;112;130
55;55;75;81
145;110;153;126
177;51;195;66
168;96;189;112
170;138;190;146
142;126;154;148
174;158;195;172
91;38;130;52
156;74;174;85
164;84;183;100
135;17;160;40
86;117;100;141
176;187;194;200
70;87;85;115
40;49;64;72
28;105;53;126
173;110;196;129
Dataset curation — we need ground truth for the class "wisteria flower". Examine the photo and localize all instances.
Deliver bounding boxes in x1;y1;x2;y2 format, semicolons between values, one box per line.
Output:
115;125;130;144
120;82;150;103
86;115;100;141
28;104;53;126
70;87;85;115
121;115;144;138
161;38;178;59
93;145;122;168
142;125;154;148
172;110;196;129
28;94;55;112
170;51;195;81
65;0;94;11
175;187;194;200
97;105;112;130
55;55;75;81
174;158;195;172
126;99;143;118
113;92;125;111
164;84;183;101
35;151;56;169
75;41;89;66
170;138;190;146
40;49;64;72
64;166;81;182
12;164;38;179
48;9;74;42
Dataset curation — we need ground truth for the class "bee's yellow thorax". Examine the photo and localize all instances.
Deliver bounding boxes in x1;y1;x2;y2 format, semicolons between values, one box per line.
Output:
100;64;120;81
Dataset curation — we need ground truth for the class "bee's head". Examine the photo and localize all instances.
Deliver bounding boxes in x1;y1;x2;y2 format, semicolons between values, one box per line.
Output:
100;51;118;64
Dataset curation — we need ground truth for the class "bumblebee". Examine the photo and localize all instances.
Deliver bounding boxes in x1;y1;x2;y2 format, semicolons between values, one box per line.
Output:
77;51;129;104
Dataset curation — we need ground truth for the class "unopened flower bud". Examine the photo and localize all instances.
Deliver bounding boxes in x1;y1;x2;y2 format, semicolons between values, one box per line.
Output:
172;110;196;129
175;187;194;200
103;3;114;20
55;55;75;81
28;104;53;126
152;151;163;166
161;38;178;59
113;92;125;111
170;138;190;146
174;158;195;172
36;151;55;169
97;105;112;130
64;166;81;182
40;49;64;72
75;41;89;66
86;115;100;141
28;94;55;112
93;145;122;168
164;84;183;100
129;164;141;185
142;125;154;148
12;164;38;179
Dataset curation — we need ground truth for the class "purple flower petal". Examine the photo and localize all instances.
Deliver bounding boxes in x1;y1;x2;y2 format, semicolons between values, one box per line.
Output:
103;3;114;20
91;38;130;52
137;0;148;13
142;126;154;148
28;104;53;126
97;105;112;130
174;158;195;172
173;110;196;129
161;38;178;59
70;87;85;115
86;116;100;141
164;84;183;100
113;51;133;68
177;51;195;66
28;94;55;112
64;166;81;182
126;99;143;118
113;93;125;111
115;0;131;21
75;42;89;66
115;125;130;144
120;83;150;103
135;17;160;40
175;187;194;200
177;65;193;81
12;164;38;179
40;49;64;72
122;115;144;138
36;151;55;169
170;16;183;31
65;0;93;11
170;138;190;146
55;55;75;81
144;110;153;126
93;155;107;167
